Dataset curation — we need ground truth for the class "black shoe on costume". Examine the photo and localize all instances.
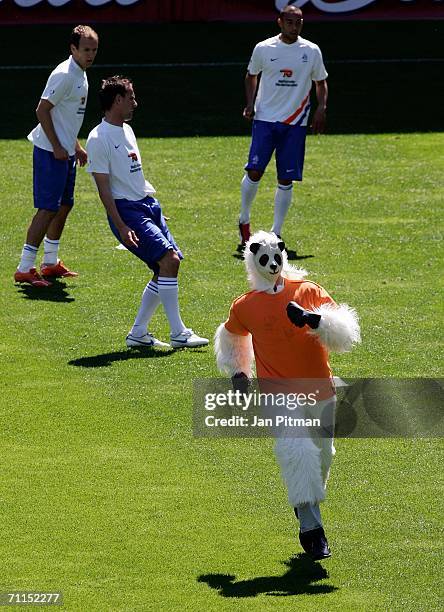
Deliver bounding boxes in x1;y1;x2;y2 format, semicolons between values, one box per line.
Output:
299;527;331;560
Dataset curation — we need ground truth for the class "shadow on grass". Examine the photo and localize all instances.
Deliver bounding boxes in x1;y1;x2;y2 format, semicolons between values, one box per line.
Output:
68;346;175;368
197;554;337;598
15;280;75;303
286;250;314;262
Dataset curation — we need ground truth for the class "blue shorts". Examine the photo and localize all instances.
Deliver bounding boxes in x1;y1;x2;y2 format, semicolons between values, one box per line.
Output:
109;196;183;274
33;146;76;211
245;120;307;181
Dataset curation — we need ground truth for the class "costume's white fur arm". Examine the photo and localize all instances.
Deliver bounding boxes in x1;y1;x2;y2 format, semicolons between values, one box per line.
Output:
309;303;361;353
214;323;254;378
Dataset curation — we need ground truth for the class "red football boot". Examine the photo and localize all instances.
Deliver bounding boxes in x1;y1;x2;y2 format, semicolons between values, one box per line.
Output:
237;222;251;252
41;260;78;278
14;267;52;287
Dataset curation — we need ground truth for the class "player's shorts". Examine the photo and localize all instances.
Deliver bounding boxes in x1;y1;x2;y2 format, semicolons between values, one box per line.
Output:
245;120;307;181
33;146;76;210
109;196;183;274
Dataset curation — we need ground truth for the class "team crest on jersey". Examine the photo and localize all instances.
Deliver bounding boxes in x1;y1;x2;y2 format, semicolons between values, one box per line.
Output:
302;53;308;63
280;69;293;78
128;151;142;173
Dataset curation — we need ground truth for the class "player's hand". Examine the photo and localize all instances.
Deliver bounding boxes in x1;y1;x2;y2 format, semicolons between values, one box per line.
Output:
311;107;326;134
243;105;255;121
75;146;88;167
120;225;139;248
287;301;321;329
53;145;69;161
231;372;251;395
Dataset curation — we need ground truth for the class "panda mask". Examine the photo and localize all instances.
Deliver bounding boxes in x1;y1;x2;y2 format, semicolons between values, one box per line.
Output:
244;231;286;292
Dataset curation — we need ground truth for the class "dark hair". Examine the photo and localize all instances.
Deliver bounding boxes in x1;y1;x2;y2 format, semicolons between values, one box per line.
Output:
70;25;98;49
99;75;133;111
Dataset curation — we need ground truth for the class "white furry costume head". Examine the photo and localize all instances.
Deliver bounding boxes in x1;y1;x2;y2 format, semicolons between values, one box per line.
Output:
244;231;307;292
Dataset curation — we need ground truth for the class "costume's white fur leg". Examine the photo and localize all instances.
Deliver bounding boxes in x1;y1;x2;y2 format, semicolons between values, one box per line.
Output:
214;323;254;377
274;437;326;506
309;303;361;353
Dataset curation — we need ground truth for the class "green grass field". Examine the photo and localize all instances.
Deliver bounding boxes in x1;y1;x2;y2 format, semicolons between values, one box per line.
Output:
1;133;443;611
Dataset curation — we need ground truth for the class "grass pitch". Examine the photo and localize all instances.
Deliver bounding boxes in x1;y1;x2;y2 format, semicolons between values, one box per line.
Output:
1;133;443;611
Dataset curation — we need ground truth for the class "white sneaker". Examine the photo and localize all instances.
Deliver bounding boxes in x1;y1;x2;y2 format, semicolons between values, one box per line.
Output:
170;328;209;348
126;332;170;348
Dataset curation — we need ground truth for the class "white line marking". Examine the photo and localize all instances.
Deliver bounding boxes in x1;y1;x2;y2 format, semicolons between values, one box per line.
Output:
0;58;442;70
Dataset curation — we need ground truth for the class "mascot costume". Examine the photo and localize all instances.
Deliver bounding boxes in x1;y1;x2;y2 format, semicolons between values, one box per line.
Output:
215;231;361;560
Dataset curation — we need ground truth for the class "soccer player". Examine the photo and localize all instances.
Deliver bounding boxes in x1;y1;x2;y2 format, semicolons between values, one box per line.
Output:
14;25;99;287
86;76;208;349
238;3;328;249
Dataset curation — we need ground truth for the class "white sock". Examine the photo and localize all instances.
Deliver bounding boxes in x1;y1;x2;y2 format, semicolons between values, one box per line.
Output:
130;280;161;337
43;237;60;265
157;277;186;337
239;174;260;224
271;183;293;236
17;244;38;272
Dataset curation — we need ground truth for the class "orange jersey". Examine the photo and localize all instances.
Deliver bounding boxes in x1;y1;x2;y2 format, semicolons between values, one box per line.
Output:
225;278;336;381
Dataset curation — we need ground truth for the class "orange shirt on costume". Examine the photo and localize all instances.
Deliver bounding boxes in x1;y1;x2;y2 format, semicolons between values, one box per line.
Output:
225;278;336;381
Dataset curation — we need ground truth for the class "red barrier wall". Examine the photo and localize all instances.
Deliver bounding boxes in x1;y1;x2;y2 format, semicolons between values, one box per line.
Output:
0;0;442;25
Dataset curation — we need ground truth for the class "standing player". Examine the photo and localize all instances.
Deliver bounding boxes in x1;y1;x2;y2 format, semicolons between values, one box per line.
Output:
238;3;328;250
86;76;208;349
14;25;99;287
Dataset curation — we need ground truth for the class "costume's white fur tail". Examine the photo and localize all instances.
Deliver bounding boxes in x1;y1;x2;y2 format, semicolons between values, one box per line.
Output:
214;323;254;378
309;303;361;353
320;438;336;486
274;437;326;506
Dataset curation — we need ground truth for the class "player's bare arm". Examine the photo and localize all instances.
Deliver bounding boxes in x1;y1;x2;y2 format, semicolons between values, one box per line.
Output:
92;172;139;248
35;99;68;160
75;140;88;167
243;73;258;120
312;79;328;135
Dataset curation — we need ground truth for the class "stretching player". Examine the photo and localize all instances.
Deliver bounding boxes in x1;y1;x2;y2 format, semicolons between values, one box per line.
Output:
86;76;208;349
